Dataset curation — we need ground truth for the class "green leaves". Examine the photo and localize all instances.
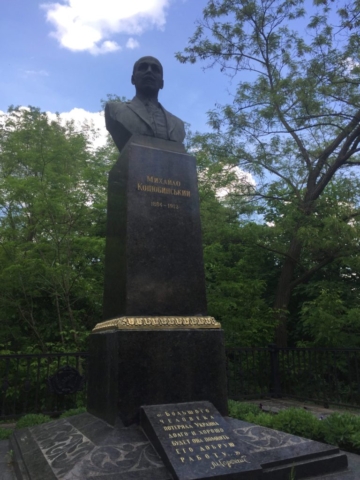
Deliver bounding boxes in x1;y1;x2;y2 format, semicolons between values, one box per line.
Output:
0;107;108;352
179;0;360;346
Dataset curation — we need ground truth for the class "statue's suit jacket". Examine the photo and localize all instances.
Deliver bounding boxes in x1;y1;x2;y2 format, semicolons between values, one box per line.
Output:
105;97;186;152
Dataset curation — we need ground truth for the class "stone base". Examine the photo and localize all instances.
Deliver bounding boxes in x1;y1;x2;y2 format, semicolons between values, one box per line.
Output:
86;329;228;426
10;412;351;480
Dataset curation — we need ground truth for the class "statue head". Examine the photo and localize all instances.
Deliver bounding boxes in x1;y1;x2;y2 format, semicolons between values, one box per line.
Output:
131;56;164;97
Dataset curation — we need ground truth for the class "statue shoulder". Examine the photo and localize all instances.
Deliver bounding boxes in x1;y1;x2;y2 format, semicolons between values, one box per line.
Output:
161;106;186;142
162;106;183;125
105;100;130;118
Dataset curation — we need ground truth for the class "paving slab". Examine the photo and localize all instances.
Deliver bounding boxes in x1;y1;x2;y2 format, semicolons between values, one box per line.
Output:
0;440;16;480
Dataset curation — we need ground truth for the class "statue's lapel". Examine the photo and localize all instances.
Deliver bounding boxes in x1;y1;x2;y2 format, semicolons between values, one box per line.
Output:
127;97;177;139
160;104;176;138
127;97;154;133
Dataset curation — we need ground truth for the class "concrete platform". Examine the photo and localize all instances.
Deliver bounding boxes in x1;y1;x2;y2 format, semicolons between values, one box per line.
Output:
6;412;359;479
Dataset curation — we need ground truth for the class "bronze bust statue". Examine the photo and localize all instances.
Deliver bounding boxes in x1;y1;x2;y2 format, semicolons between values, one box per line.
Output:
105;56;186;152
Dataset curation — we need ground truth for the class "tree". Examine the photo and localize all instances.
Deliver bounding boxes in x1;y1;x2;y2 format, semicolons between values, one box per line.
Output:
0;107;111;352
177;0;360;346
191;132;277;346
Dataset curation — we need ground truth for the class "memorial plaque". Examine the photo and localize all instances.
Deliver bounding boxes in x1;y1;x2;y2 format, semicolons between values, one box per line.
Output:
141;401;262;480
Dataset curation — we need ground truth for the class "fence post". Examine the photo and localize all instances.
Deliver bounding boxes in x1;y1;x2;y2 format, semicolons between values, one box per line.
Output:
268;344;281;398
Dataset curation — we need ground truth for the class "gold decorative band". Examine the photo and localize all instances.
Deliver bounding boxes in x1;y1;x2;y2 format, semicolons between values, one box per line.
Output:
92;316;221;332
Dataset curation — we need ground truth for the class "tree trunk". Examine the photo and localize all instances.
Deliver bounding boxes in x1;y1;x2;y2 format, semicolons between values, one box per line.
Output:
273;237;302;347
54;293;65;345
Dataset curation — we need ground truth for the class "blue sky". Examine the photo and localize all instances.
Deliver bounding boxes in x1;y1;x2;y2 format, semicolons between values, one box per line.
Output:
0;0;236;139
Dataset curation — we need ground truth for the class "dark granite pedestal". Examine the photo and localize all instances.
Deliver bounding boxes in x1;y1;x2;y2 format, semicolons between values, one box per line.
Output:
102;135;207;320
87;329;228;426
88;133;228;427
11;409;352;480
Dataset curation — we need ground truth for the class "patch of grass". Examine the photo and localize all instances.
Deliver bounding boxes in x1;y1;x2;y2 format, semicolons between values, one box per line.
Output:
16;414;51;430
322;413;360;453
59;407;86;418
243;411;275;428
228;400;260;419
0;428;12;440
273;408;324;442
6;449;14;466
9;406;86;432
289;466;296;480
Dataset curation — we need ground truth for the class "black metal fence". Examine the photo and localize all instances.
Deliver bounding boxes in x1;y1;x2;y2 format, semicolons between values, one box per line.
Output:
0;352;89;420
1;345;360;419
227;344;360;408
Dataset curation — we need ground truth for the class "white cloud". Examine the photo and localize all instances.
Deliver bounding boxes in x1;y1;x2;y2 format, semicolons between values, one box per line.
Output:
90;41;121;56
126;37;140;49
41;0;170;55
216;167;256;198
343;57;360;75
0;107;108;149
23;69;49;77
47;108;107;148
197;163;255;199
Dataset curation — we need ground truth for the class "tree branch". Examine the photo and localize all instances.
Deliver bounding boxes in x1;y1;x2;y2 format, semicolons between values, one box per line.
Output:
289;255;338;290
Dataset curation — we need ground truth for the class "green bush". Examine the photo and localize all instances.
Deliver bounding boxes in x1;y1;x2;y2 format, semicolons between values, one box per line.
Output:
16;414;51;430
244;411;275;428
322;413;360;453
13;407;86;431
350;431;360;452
59;407;86;418
0;428;12;440
228;400;275;428
228;400;260;419
228;400;360;454
272;408;324;442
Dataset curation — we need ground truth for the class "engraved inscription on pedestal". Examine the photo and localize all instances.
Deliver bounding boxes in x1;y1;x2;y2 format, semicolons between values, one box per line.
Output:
141;401;262;480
